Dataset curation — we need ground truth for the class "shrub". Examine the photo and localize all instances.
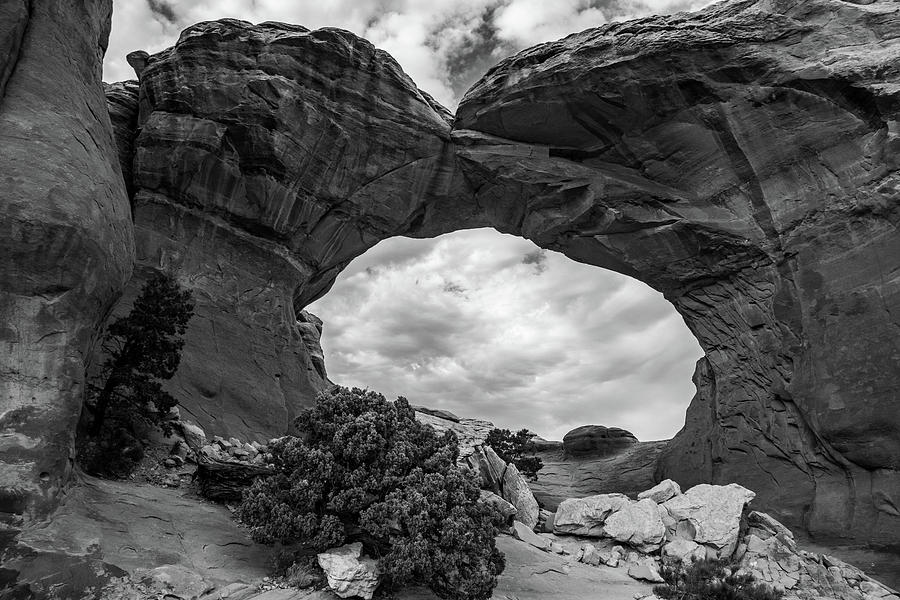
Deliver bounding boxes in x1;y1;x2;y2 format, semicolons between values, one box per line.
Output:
484;428;543;479
79;272;194;477
654;558;783;600
237;386;506;600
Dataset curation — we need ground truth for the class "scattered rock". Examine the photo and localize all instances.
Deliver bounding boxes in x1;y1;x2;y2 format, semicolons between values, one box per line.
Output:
480;490;517;525
662;484;755;558
537;509;556;533
139;564;213;599
553;494;631;537
637;480;681;504
317;542;382;600
627;558;664;584
662;538;706;564
512;521;551;551
181;421;208;451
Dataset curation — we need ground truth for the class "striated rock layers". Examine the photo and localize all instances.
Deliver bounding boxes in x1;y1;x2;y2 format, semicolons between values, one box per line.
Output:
101;20;476;440
0;0;134;523
2;0;899;546
106;0;899;545
452;0;900;546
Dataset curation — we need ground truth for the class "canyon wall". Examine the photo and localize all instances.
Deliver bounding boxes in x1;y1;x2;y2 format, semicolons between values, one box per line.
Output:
0;0;134;522
1;0;898;547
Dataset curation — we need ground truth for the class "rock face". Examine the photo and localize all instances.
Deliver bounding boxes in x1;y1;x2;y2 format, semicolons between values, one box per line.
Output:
106;0;900;545
454;0;900;546
531;441;667;511
0;0;134;523
562;426;638;458
3;0;900;550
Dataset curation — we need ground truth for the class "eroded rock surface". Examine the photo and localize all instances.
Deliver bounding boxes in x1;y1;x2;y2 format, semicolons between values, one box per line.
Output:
454;0;900;545
0;0;134;523
2;0;899;551
106;0;900;546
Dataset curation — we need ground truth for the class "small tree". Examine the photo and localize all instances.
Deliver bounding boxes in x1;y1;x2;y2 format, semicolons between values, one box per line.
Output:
484;428;543;480
654;558;783;600
86;272;194;437
238;387;506;600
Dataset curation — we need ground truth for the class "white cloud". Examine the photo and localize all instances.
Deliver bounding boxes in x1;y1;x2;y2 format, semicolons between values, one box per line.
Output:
106;0;715;106
307;229;703;442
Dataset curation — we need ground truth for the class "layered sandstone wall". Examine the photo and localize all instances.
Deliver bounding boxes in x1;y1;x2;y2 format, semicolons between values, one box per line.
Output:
454;0;900;544
1;0;897;547
0;1;134;522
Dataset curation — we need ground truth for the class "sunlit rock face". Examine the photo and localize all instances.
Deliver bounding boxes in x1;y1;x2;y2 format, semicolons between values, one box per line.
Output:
0;0;134;523
455;0;900;545
96;0;899;545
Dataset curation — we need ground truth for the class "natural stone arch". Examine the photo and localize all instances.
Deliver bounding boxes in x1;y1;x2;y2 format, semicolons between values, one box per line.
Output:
1;0;898;551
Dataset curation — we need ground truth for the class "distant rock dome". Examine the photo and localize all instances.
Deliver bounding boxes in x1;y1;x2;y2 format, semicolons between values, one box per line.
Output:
562;425;638;458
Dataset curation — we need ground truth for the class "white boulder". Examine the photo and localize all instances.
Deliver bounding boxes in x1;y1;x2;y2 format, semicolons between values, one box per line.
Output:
317;542;382;600
603;498;666;552
662;483;755;559
512;520;550;551
637;479;682;504
553;493;630;537
503;462;540;529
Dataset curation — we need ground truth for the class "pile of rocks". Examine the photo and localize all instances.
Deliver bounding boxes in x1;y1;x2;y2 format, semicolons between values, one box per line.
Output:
198;436;270;466
505;479;899;600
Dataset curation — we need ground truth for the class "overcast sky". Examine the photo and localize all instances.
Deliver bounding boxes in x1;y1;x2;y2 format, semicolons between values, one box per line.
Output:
104;0;710;441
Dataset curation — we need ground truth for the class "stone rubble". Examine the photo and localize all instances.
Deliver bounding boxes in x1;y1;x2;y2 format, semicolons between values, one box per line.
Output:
317;542;382;600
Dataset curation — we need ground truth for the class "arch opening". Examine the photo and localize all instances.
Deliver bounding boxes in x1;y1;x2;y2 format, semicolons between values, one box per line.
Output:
306;227;704;443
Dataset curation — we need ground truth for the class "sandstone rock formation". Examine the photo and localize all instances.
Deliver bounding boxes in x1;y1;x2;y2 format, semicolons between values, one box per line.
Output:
1;0;899;552
103;0;900;546
454;0;900;546
661;483;756;559
562;425;638;458
0;0;134;523
530;440;667;510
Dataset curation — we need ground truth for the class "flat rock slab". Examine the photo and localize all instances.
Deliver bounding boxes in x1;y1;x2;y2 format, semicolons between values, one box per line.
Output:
531;442;667;511
13;474;269;585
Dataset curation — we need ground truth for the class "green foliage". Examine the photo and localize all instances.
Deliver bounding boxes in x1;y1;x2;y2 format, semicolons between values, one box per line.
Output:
653;558;783;600
484;428;543;480
80;272;194;476
238;386;506;600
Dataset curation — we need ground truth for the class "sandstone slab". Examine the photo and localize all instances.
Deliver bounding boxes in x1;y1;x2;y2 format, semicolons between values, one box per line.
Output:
603;498;666;552
0;0;134;523
638;480;682;504
553;493;631;537
662;484;756;559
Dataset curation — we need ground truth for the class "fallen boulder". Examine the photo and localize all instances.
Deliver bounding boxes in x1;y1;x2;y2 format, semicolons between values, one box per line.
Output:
503;462;540;529
602;498;666;552
317;542;382;600
637;479;681;504
553;493;630;537
661;483;755;559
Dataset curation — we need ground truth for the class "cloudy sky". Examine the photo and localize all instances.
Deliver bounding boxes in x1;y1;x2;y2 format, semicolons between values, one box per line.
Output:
104;0;710;441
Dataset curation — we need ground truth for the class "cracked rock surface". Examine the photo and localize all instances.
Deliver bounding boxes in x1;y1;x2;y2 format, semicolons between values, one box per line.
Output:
2;0;900;551
96;1;900;546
